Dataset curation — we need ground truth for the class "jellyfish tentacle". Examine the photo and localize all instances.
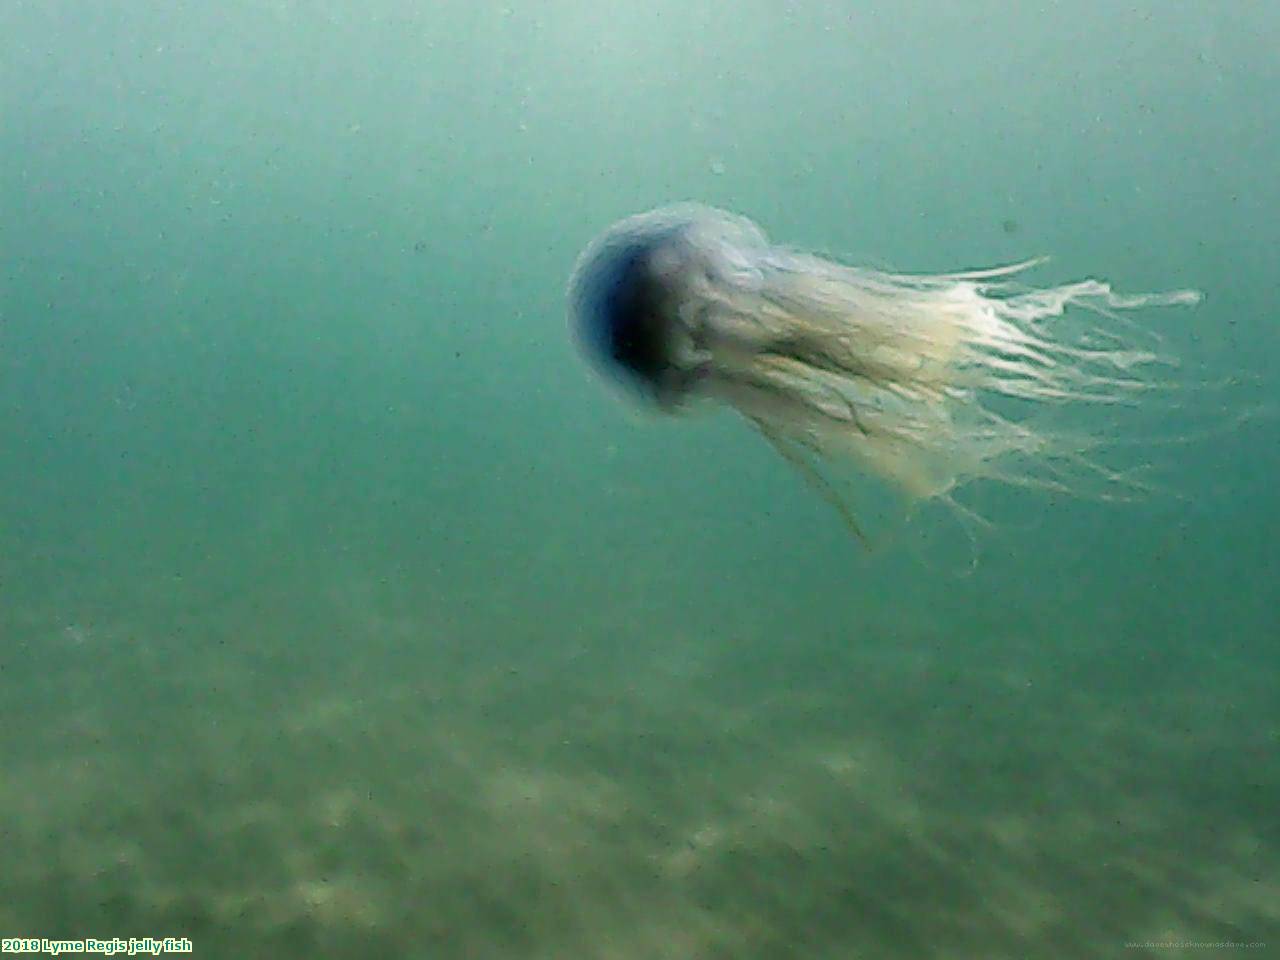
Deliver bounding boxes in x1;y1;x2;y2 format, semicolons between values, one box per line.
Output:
749;416;871;547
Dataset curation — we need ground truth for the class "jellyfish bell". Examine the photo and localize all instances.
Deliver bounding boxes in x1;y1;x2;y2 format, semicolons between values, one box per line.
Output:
568;205;725;409
567;203;1202;541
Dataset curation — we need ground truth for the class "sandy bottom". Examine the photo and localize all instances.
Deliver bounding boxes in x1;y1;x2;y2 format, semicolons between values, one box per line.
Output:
0;579;1275;959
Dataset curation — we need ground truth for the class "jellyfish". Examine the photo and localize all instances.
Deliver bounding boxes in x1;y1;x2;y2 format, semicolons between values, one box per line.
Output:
567;203;1200;541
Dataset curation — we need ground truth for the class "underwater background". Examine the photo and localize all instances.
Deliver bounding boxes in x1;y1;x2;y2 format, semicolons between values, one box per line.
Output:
2;1;1277;957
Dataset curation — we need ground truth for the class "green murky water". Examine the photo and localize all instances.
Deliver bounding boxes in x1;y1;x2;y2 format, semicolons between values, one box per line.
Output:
2;2;1277;957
